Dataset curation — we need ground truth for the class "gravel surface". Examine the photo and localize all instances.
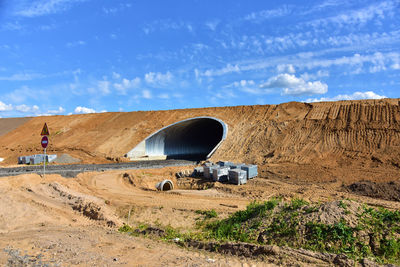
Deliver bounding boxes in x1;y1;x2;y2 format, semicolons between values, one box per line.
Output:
0;160;196;178
52;154;81;164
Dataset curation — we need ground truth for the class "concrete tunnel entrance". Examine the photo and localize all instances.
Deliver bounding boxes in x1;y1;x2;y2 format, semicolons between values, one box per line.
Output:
126;117;228;161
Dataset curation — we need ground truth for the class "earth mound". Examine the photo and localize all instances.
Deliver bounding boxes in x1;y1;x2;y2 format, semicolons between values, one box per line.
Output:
346;181;400;201
0;99;399;186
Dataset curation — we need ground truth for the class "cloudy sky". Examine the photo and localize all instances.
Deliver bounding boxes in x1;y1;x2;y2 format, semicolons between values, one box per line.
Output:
0;0;399;117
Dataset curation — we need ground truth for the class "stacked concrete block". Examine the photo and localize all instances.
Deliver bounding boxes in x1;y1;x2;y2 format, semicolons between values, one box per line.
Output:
228;169;247;185
231;163;245;170
29;154;46;165
19;154;57;165
193;166;204;177
218;161;234;168
47;154;57;162
212;166;230;182
204;165;218;179
241;165;258;179
30;157;43;165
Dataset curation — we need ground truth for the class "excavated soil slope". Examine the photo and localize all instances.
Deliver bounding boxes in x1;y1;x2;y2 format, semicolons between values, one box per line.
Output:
1;98;400;183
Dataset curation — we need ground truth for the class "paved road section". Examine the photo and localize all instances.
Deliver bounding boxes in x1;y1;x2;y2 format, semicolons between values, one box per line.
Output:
0;160;196;178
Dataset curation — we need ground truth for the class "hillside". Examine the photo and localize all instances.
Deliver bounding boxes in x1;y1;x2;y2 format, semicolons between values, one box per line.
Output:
1;98;400;183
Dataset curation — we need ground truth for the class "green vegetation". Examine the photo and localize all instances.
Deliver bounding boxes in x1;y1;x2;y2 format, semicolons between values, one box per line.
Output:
205;199;278;242
118;199;400;265
195;209;218;219
118;224;134;233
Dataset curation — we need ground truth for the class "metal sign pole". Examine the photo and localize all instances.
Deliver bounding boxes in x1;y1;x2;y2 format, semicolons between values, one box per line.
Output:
43;148;46;178
40;123;50;179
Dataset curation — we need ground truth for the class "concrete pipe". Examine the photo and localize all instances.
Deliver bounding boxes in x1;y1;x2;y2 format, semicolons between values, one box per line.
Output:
156;179;174;191
127;116;228;161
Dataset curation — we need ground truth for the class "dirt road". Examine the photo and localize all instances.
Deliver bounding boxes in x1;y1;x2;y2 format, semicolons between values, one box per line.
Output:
0;165;399;266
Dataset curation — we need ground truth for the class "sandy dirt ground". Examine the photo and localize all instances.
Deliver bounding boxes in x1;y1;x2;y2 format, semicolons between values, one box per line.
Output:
0;167;273;266
0;165;399;266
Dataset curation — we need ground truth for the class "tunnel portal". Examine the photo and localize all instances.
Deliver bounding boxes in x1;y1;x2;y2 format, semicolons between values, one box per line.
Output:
127;117;228;161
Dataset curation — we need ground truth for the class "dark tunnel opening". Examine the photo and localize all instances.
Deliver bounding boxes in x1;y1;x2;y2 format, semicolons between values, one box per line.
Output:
127;117;228;161
163;119;224;160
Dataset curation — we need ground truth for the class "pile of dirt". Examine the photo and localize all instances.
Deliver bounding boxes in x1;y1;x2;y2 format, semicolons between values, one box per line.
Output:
302;200;362;227
176;177;215;190
346;180;400;201
52;153;81;164
0;99;400;186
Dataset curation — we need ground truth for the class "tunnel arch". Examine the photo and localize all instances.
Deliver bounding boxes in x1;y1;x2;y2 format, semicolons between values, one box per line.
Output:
127;116;228;160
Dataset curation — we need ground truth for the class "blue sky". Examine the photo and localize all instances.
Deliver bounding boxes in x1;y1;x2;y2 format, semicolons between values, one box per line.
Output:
0;0;399;117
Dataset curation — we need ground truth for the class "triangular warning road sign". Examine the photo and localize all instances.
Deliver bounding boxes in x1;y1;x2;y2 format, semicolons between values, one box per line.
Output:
41;123;50;136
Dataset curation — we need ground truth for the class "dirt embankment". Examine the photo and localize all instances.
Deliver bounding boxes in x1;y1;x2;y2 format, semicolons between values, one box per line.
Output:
1;98;400;183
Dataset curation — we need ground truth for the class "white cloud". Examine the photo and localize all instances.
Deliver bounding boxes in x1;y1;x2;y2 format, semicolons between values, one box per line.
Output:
15;0;87;17
213;88;237;100
307;1;396;28
0;73;45;81
103;4;131;15
301;52;395;74
142;20;194;34
112;72;121;79
144;71;173;86
47;106;65;115
74;106;96;114
306;91;386;102
36;106;66;116
391;63;400;70
142;90;152;99
0;101;13;111
277;64;295;73
98;80;110;95
300;70;329;81
113;77;141;94
0;101;47;115
15;104;39;113
66;40;86;47
224;79;273;95
244;6;292;22
158;93;170;99
260;73;328;96
203;64;240;77
2;22;23;31
205;20;219;31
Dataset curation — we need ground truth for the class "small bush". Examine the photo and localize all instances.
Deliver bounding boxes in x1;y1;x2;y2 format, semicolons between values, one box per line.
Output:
195;209;218;219
285;198;309;211
118;224;133;233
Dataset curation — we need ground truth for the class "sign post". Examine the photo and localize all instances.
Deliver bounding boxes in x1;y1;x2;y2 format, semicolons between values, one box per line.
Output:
41;123;50;178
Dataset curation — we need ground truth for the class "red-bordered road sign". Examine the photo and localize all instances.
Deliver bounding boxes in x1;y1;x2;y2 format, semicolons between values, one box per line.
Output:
41;136;49;149
41;123;50;136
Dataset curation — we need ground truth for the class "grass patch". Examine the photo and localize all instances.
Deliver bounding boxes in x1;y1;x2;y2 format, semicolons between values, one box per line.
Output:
118;224;134;233
118;199;400;265
205;199;278;242
203;199;400;264
195;209;218;219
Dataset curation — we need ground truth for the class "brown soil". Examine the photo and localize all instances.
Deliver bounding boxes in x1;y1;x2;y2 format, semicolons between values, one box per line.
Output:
0;165;399;266
1;99;400;185
0;117;31;136
346;181;400;201
1;99;400;266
